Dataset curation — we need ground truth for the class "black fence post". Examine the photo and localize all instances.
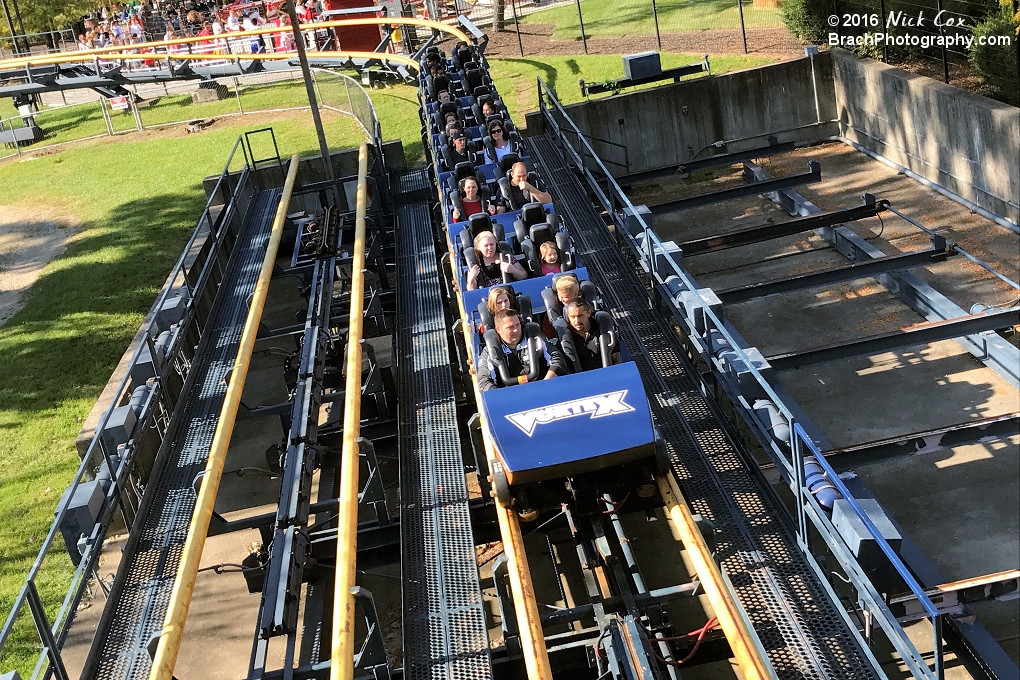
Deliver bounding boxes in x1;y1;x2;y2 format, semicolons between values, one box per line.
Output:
574;0;589;54
737;0;748;53
878;0;888;62
935;0;950;82
651;0;662;51
1014;0;1019;102
509;0;525;56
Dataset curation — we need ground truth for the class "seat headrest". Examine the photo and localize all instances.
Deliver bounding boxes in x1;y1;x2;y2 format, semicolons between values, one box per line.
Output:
453;161;475;181
469;213;493;236
439;101;458;116
499;153;520;176
520;203;545;227
433;74;449;91
530;223;554;247
473;85;490;98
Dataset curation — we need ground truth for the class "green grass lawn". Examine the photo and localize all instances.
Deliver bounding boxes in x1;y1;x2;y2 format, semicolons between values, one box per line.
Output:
489;53;775;122
523;0;783;40
0;52;774;674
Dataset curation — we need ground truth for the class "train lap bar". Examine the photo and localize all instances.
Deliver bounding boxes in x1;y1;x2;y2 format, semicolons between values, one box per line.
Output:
483;363;655;484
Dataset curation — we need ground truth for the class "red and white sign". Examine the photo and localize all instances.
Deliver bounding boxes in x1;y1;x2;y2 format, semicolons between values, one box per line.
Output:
110;96;130;110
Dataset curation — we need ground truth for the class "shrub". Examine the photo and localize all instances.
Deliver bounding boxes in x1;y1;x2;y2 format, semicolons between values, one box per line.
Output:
780;0;833;42
970;6;1020;104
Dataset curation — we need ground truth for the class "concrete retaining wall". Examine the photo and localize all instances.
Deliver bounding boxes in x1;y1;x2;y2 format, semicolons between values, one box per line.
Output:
529;53;839;176
830;50;1019;225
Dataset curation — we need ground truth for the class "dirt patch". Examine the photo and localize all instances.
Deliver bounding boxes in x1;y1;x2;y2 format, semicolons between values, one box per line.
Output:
0;202;79;327
477;23;805;57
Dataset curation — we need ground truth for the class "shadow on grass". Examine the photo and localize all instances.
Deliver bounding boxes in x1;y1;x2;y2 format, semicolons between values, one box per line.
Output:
0;190;204;417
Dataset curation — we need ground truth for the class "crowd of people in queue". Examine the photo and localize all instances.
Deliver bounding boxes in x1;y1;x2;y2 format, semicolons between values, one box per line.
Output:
75;0;329;57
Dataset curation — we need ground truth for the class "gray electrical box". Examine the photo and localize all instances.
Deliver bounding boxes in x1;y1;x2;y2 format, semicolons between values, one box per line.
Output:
832;498;903;593
57;480;106;566
623;51;662;81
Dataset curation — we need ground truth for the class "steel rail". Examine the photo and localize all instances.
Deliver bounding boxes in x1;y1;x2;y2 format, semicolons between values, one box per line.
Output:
0;18;466;69
330;141;370;680
146;154;301;680
448;231;554;680
463;332;555;680
0;48;420;71
657;475;774;680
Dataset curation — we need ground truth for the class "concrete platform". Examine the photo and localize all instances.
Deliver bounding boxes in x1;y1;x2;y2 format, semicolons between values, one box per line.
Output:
639;140;1020;674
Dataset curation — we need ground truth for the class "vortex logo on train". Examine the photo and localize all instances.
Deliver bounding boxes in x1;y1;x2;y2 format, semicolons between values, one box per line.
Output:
505;390;635;436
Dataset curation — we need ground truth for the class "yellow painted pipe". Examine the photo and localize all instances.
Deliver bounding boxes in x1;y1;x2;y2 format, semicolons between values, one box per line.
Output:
0;48;420;72
0;18;466;69
448;225;553;679
147;154;301;680
658;475;774;680
329;141;370;680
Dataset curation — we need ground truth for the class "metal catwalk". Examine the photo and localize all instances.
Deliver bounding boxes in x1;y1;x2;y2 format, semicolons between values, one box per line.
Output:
527;135;879;679
395;168;493;680
83;189;282;680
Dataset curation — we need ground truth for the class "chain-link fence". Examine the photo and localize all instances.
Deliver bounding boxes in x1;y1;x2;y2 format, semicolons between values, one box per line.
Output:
0;29;76;59
0;68;380;162
420;0;797;54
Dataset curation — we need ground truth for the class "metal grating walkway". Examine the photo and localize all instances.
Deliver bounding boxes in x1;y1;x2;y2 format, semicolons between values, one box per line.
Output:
87;189;282;680
527;136;879;680
395;169;493;680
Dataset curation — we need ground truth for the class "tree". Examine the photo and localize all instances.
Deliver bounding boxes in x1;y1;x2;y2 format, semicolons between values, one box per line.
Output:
12;0;95;36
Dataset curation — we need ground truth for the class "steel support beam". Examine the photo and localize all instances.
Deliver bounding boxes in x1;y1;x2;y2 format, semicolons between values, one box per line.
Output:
679;137;797;175
718;240;950;304
822;413;1020;461
648;162;821;215
767;308;1019;371
681;195;889;256
889;570;1020;623
745;161;1020;389
613;138;797;188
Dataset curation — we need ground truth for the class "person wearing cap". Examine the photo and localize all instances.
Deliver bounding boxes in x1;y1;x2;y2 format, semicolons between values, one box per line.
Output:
446;130;472;168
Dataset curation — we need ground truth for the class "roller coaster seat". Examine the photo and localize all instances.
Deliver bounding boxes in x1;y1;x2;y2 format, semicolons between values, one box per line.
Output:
428;74;452;100
462;233;513;279
481;319;545;387
447;183;493;223
477;291;534;333
446;162;487;196
542;277;600;323
513;202;563;245
555;309;618;373
458;219;507;258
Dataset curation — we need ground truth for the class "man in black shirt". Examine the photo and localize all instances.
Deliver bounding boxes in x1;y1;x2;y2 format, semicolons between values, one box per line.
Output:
444;130;472;169
478;310;567;390
564;299;621;372
501;161;552;209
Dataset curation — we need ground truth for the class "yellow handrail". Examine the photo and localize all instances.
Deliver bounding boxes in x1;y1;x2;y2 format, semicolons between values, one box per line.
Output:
147;154;301;680
658;475;774;680
0;49;420;72
0;18;465;70
452;263;553;679
329;141;370;680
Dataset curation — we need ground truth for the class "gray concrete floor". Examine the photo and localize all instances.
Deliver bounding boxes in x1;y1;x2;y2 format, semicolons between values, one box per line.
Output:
638;141;1019;676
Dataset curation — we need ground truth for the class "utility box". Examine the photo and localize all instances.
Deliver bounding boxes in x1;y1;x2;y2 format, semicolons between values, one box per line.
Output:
832;498;903;593
57;480;106;566
192;81;228;104
623;51;662;81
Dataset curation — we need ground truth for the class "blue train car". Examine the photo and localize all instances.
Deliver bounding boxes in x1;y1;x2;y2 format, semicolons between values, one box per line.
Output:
418;42;661;514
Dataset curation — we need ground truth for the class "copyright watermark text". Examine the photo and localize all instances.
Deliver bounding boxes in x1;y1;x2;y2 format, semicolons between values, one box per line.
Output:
827;12;1014;50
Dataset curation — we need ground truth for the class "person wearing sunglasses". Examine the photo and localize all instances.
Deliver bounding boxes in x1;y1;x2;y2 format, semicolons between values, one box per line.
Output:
484;120;515;165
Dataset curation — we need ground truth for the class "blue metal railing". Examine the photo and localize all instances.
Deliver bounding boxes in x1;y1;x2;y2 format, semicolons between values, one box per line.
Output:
537;76;948;680
0;135;254;680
